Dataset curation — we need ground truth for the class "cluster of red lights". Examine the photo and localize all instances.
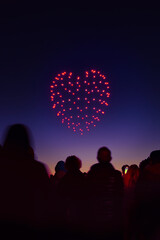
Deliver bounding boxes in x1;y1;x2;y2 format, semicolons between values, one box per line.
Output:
50;70;110;135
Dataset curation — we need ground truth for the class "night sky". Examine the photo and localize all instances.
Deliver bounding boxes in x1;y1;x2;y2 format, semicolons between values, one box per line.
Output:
0;2;160;174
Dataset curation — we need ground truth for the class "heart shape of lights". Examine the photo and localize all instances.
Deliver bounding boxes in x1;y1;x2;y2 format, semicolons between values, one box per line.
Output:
50;69;110;135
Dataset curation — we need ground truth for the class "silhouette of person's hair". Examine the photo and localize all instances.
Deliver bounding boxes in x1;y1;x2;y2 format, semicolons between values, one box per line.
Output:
97;146;112;163
2;123;33;156
149;150;160;165
139;158;150;171
55;160;66;173
65;155;82;171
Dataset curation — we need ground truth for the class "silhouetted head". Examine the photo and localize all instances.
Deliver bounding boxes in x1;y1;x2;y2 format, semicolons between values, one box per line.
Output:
65;155;82;171
97;147;112;163
55;160;66;173
139;158;150;171
3;124;33;157
149;150;160;165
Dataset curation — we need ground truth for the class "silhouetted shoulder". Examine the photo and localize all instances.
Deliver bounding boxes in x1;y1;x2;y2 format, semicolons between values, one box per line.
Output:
115;169;123;177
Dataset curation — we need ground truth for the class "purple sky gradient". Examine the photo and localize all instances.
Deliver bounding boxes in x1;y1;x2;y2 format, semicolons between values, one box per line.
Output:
0;3;160;174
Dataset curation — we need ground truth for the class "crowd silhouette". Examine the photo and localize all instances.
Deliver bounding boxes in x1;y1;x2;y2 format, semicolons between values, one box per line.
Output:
0;123;160;240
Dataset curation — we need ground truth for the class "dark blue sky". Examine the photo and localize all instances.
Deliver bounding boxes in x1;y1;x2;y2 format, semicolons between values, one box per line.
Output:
0;2;160;173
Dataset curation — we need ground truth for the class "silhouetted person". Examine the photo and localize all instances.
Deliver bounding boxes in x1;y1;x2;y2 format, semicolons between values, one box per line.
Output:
85;147;124;240
130;150;160;240
57;155;85;233
123;164;140;240
0;124;51;238
50;160;66;189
